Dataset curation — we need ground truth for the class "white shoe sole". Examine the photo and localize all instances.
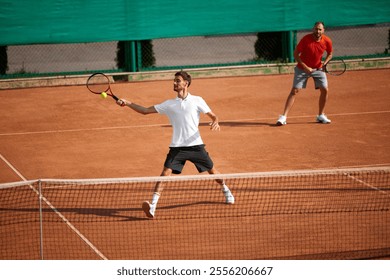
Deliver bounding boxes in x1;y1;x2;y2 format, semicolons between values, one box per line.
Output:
316;119;331;124
224;191;235;204
226;199;235;205
142;201;155;218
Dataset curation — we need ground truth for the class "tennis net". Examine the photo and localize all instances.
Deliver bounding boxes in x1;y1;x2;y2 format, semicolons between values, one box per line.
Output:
1;166;389;260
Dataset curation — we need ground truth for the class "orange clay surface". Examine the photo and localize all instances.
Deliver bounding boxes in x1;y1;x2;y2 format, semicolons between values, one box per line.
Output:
1;69;389;182
1;69;389;260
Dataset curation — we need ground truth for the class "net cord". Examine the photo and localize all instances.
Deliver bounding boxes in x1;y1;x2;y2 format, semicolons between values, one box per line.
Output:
1;166;389;188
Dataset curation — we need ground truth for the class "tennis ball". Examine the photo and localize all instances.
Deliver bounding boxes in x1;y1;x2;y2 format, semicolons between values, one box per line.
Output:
101;91;108;99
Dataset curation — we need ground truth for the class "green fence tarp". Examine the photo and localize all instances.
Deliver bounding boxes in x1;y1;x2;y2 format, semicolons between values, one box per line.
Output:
1;0;389;45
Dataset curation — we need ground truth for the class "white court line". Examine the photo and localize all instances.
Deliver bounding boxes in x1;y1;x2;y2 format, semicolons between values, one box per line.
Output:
0;110;389;137
344;172;390;196
0;153;28;181
0;123;167;136
0;153;108;260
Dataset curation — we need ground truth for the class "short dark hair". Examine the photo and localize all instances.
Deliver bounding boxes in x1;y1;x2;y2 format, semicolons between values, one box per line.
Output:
314;21;325;28
175;71;191;87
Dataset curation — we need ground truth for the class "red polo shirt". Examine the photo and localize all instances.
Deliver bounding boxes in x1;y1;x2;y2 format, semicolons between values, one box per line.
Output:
296;34;333;69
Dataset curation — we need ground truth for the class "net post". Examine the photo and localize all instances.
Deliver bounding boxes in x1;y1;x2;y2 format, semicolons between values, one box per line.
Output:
38;179;44;260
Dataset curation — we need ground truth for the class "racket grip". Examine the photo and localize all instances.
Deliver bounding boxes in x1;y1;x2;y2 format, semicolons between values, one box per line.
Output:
111;95;119;101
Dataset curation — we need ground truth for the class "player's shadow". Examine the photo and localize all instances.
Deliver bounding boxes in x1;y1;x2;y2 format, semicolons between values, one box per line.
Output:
162;120;324;127
161;121;276;127
202;121;275;127
218;121;323;127
72;201;223;221
160;200;224;210
1;201;225;222
0;206;146;221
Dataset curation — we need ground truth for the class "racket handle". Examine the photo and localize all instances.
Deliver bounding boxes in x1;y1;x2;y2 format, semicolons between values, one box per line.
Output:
113;95;126;107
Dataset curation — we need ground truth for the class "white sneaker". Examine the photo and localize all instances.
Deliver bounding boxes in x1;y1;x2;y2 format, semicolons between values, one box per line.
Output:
142;201;155;218
223;190;235;204
276;115;287;126
316;114;331;124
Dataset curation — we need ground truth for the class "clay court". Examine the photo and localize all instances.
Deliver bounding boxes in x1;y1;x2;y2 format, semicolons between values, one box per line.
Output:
1;69;389;181
0;68;389;260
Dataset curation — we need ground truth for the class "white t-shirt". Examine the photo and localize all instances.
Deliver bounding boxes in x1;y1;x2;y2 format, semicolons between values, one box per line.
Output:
154;93;211;147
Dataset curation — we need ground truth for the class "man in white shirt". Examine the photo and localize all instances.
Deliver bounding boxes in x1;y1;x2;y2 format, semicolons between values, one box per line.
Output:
117;71;234;218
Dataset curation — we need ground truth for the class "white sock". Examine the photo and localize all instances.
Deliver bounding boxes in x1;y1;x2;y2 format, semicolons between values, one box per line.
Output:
222;184;230;193
151;192;160;206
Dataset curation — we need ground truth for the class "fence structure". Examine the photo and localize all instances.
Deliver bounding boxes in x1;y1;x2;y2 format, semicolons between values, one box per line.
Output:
0;0;389;79
1;24;389;79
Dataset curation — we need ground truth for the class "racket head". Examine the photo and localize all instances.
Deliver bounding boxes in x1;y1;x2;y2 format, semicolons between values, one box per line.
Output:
324;59;347;76
86;73;110;94
86;73;119;101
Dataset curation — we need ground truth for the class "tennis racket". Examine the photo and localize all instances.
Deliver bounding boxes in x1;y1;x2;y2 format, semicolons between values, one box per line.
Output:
86;73;119;101
322;59;347;76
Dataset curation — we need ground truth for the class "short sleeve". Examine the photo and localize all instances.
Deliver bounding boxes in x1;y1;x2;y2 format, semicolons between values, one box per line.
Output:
197;97;211;114
154;100;171;115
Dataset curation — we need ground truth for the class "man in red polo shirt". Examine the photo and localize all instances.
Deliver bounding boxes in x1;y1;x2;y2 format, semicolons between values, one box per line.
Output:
276;21;333;126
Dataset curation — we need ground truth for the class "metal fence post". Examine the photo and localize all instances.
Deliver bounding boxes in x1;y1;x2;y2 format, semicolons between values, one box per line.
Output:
288;30;296;62
38;180;44;260
129;41;137;72
282;30;296;63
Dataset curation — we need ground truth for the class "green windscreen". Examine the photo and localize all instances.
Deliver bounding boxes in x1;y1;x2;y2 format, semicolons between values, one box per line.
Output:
0;0;389;45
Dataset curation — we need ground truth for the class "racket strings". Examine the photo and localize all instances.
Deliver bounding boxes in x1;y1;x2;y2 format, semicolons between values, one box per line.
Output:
87;74;110;94
325;60;346;75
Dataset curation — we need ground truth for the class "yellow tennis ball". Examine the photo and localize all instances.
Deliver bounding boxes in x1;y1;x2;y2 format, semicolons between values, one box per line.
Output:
101;91;108;99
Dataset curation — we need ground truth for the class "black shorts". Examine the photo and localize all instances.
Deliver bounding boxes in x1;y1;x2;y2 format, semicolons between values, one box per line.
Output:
164;145;214;174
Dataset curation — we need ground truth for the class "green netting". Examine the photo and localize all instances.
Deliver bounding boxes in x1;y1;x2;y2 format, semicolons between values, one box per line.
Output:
0;0;389;45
